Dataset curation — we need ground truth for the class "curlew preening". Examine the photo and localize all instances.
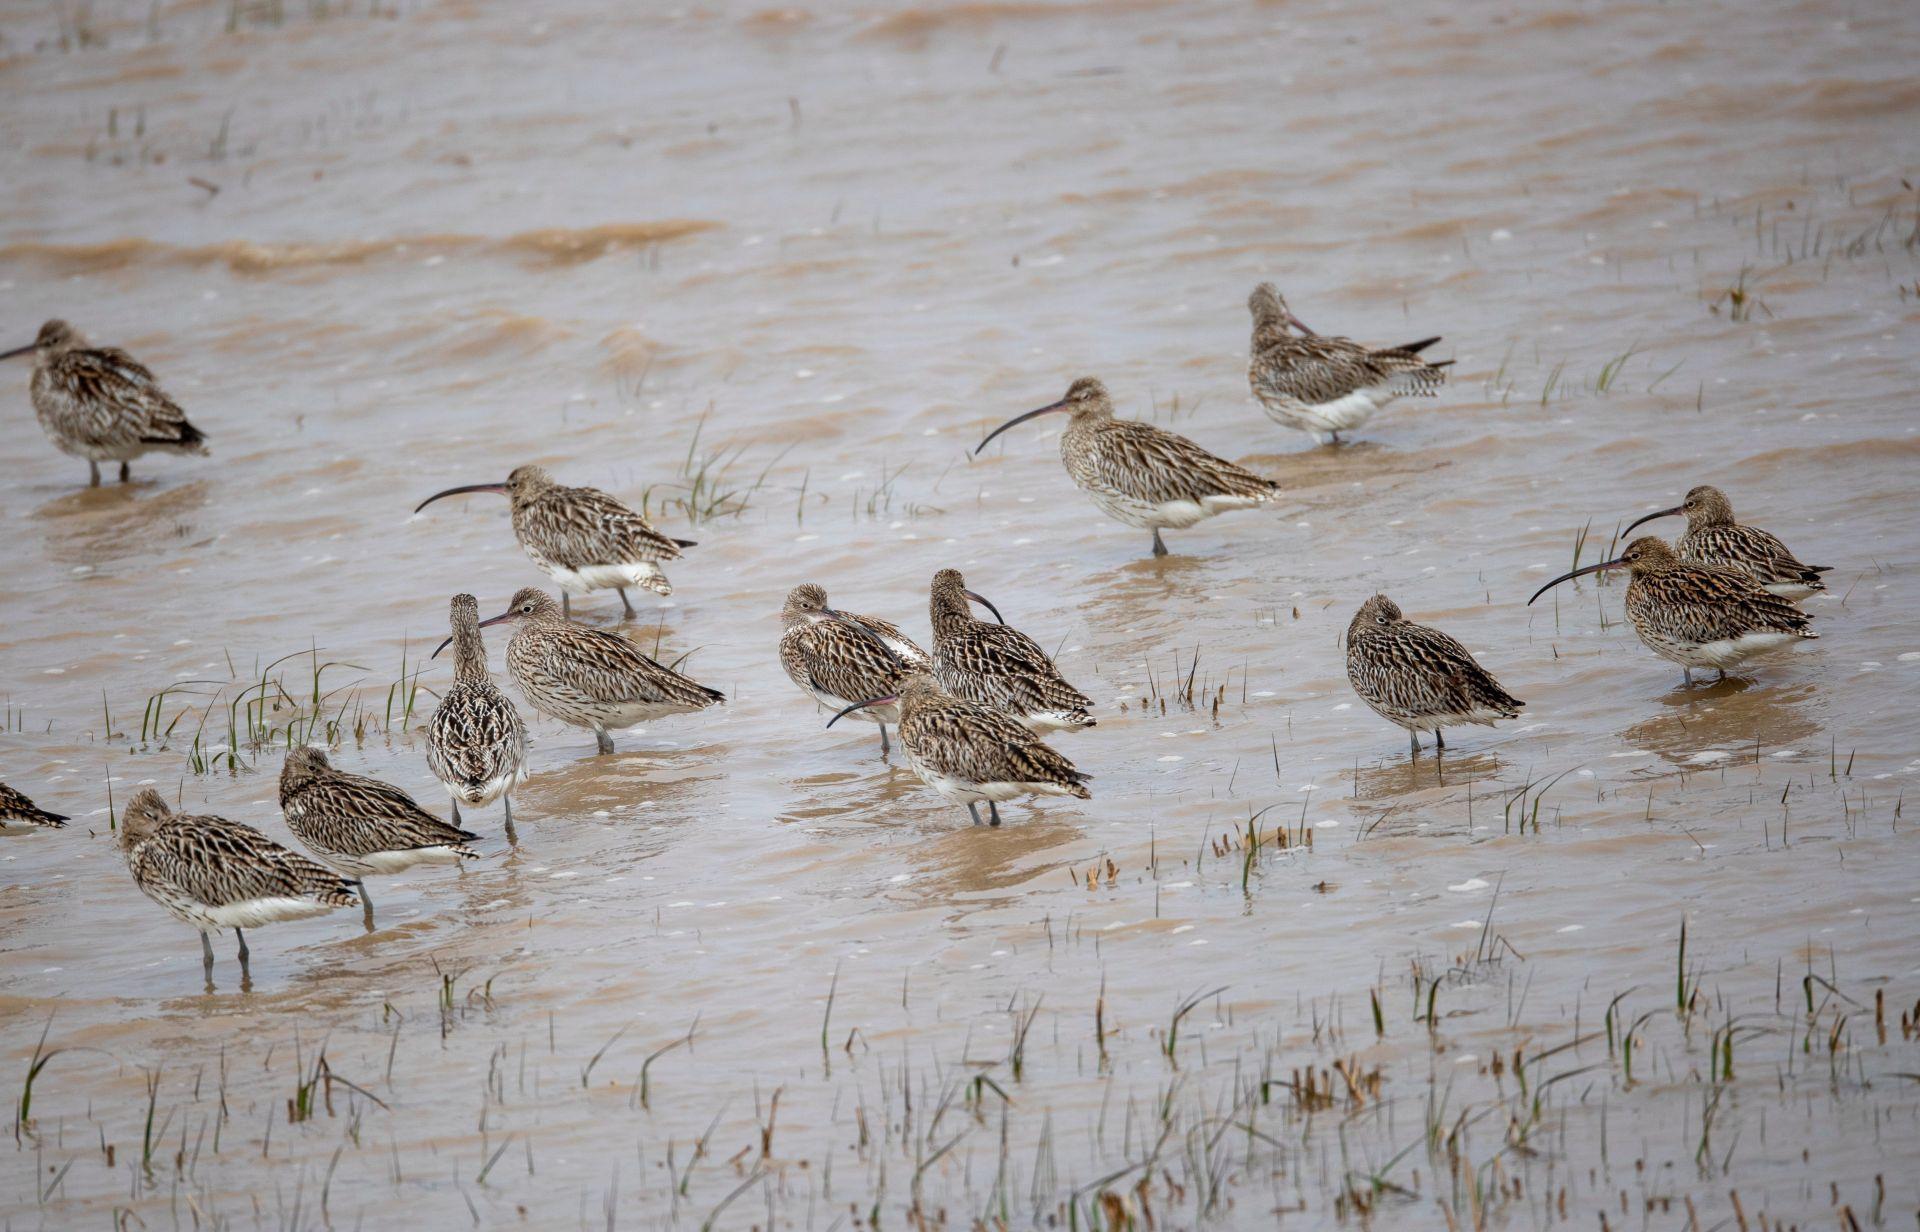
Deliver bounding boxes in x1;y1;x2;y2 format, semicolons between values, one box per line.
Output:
428;594;529;837
0;780;68;829
780;583;934;754
1621;484;1830;601
1;319;208;486
830;672;1091;826
929;568;1095;733
1345;595;1524;756
414;465;695;618
462;587;724;755
279;747;483;932
1246;283;1449;444
977;377;1279;558
1529;536;1816;685
118;789;357;989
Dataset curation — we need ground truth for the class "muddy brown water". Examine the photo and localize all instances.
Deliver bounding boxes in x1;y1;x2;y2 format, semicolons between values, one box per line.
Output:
2;0;1918;1227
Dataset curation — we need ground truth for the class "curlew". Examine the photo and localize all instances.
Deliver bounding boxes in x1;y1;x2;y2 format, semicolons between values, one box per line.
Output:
1;319;208;486
780;583;934;754
279;747;483;932
1620;484;1830;601
414;465;694;617
1245;283;1448;444
0;780;68;829
977;377;1279;558
118;789;357;988
1345;595;1524;755
1529;536;1816;685
830;672;1091;826
929;568;1095;733
461;587;724;755
428;594;529;837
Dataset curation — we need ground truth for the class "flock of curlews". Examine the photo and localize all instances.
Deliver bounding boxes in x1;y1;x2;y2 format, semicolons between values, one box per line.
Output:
1;287;1828;988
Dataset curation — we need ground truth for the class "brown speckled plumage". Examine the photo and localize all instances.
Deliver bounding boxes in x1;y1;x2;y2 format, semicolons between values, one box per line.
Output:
780;583;933;753
978;377;1279;557
427;594;528;832
860;673;1091;826
1345;595;1524;755
1531;536;1816;685
485;587;723;754
929;568;1095;733
120;789;357;986
2;319;208;486
415;465;693;617
1622;485;1829;600
0;780;68;829
1247;284;1447;443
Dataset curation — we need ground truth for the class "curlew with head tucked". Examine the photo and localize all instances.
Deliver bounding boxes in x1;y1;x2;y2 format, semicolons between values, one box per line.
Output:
1345;595;1523;756
780;583;933;755
1245;284;1448;444
1620;485;1829;601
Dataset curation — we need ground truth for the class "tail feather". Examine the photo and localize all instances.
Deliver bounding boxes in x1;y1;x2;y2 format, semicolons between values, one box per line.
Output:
1395;336;1442;354
673;538;698;548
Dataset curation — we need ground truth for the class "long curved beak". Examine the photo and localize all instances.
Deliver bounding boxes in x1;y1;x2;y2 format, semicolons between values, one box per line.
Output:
827;696;897;728
413;482;508;514
823;608;908;669
1620;505;1683;538
1528;558;1626;605
431;635;454;659
975;399;1070;456
964;590;1006;625
1286;312;1317;337
0;344;33;362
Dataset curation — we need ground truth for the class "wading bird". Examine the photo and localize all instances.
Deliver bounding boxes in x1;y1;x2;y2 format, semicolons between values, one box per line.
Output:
1528;536;1816;685
279;747;483;932
976;377;1280;558
414;465;694;617
459;587;723;755
119;789;357;988
1620;484;1829;600
2;319;208;486
780;583;933;754
1345;595;1524;755
929;568;1095;733
1246;284;1449;444
428;594;529;836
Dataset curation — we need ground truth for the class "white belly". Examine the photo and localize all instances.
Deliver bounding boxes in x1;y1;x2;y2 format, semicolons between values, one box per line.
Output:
335;846;470;878
196;896;344;930
1763;581;1818;601
547;560;670;596
443;768;523;807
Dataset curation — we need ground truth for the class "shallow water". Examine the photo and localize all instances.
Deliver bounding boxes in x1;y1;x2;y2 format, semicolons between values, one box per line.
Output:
2;0;1918;1227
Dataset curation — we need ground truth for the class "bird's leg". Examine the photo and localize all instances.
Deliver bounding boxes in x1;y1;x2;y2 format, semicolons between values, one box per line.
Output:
1151;528;1169;558
88;460;101;487
563;593;572;619
502;797;518;846
988;802;1003;827
595;726;615;756
1409;729;1420;756
1329;431;1342;446
1716;669;1726;684
619;588;637;618
1683;668;1694;687
201;932;215;990
359;882;374;934
234;929;251;988
119;461;131;483
878;723;890;756
1435;728;1446;751
968;802;983;826
450;798;462;824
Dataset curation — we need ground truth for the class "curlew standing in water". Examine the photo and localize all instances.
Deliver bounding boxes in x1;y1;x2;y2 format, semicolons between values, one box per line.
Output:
1246;284;1449;444
428;594;528;837
414;465;694;617
830;672;1091;826
1;319;209;486
0;781;67;829
929;568;1095;733
1345;595;1524;755
976;377;1279;558
1529;536;1816;685
279;747;483;932
118;789;357;988
780;583;933;754
1620;484;1830;601
467;587;723;755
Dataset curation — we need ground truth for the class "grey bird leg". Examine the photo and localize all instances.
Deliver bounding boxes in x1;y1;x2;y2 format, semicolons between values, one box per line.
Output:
563;593;572;619
1435;728;1446;751
878;723;890;755
119;461;131;483
450;798;462;824
619;587;637;618
1329;431;1343;445
968;802;983;826
594;726;615;755
201;932;215;989
987;801;1003;827
88;460;101;487
1151;528;1169;557
1683;668;1694;686
358;881;374;934
502;797;518;846
1409;729;1420;756
234;929;251;987
1715;669;1726;683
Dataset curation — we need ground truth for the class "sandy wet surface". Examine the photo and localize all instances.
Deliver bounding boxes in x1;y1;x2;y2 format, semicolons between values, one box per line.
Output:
2;0;1918;1227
